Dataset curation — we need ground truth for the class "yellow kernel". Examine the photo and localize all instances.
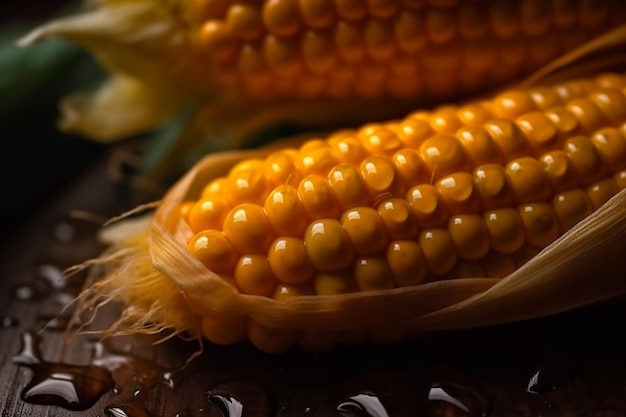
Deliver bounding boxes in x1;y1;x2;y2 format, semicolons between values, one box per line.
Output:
274;283;314;299
263;35;303;77
179;201;195;225
329;134;368;165
328;164;371;210
419;229;457;276
334;21;366;63
377;198;419;240
226;4;263;41
457;126;504;167
484;119;531;161
197;20;237;63
529;87;563;110
595;73;625;89
518;203;560;248
419;133;470;179
234;255;276;296
493;91;538;119
201;312;247;346
223;204;274;254
358;125;403;156
247;320;297;354
448;215;490;260
395;118;434;148
263;150;302;188
196;0;230;20
392;149;429;187
429;106;463;134
314;272;356;295
540;150;579;192
564;136;607;185
484;208;525;254
302;30;337;73
506;157;552;204
546;108;580;138
394;10;427;54
342;207;388;256
586;178;619;210
263;0;302;37
473;164;514;210
589;88;626;124
298;175;341;220
613;169;626;190
407;184;448;229
360;156;405;201
188;197;230;233
226;166;270;205
268;237;314;284
436;172;481;214
305;219;354;271
516;112;558;155
187;230;239;273
202;177;230;199
264;184;309;237
299;144;336;177
334;0;367;20
386;240;426;286
456;104;493;127
566;97;606;134
480;251;517;278
552;189;593;233
354;257;395;291
555;80;595;102
591;128;626;173
299;0;335;29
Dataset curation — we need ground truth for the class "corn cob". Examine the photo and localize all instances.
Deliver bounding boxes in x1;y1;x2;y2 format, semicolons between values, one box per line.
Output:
19;0;626;142
159;71;626;352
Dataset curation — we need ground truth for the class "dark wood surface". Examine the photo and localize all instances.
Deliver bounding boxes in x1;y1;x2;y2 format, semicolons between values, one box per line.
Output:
1;144;626;417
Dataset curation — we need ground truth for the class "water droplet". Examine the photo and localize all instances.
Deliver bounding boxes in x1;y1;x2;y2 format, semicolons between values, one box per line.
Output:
38;264;66;289
105;401;152;417
1;315;19;328
428;382;490;417
337;393;390;417
13;333;115;411
208;393;244;417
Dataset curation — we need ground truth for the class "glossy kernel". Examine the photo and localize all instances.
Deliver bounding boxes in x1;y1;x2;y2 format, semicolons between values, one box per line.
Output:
518;203;560;248
436;172;481;214
263;150;302;187
516;112;558;155
586;178;619;210
419;229;457;276
342;207;388;255
304;219;354;271
377;198;419;240
298;175;341;220
223;204;274;254
552;189;593;232
314;272;356;295
483;208;525;254
263;0;302;37
360;156;405;201
235;255;276;296
493;90;538;119
506;157;552;204
566;97;606;134
564;136;607;185
448;215;490;260
268;237;314;284
540;150;579;192
457;126;504;167
354;257;395;291
264;184;309;237
407;184;448;228
227;165;270;205
201;312;247;346
392;148;429;187
328;164;371;210
484;119;531;161
419;133;470;179
386;240;427;286
187;230;239;274
591;128;626;173
473;164;514;210
188;197;230;233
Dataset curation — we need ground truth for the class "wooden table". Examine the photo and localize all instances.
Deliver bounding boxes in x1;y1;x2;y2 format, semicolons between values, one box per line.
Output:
1;143;625;417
